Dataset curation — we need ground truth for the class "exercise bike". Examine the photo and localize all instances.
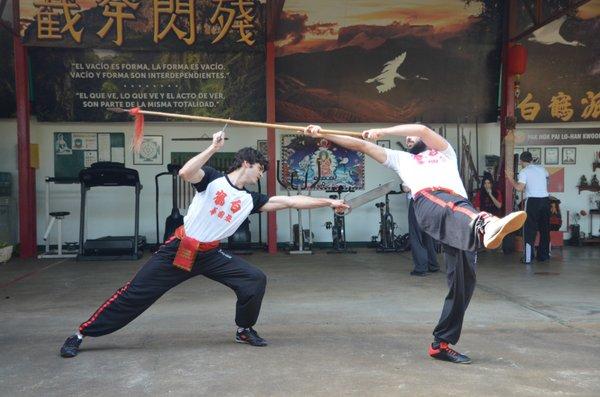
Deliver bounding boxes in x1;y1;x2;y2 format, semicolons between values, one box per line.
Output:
374;190;409;253
325;185;356;254
276;160;321;254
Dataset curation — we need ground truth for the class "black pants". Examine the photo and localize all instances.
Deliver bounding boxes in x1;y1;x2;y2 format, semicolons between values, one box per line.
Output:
414;190;489;344
79;239;267;337
523;197;550;262
408;198;439;273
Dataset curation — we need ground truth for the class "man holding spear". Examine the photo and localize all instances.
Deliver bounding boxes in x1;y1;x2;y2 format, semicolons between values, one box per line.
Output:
304;123;526;364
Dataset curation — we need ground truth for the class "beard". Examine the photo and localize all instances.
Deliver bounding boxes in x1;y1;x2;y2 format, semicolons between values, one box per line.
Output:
408;140;428;154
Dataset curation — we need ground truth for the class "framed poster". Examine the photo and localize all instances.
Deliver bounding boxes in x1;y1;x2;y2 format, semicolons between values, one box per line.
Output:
544;147;559;165
527;147;541;164
280;135;365;190
562;147;576;164
133;135;163;165
54;132;125;179
257;140;268;158
377;140;391;149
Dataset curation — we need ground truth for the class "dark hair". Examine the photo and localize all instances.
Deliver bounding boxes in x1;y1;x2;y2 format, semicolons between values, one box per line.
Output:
227;147;269;173
519;151;533;163
408;139;428;154
480;171;495;191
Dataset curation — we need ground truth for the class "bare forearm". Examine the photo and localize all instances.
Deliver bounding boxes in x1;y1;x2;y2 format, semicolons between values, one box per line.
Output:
179;144;219;181
288;195;335;209
506;175;525;192
371;124;447;151
377;124;429;138
321;134;368;152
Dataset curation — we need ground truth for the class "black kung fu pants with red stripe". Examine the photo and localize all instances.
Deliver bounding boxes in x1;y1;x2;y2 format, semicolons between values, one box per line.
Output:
414;189;491;345
78;239;267;337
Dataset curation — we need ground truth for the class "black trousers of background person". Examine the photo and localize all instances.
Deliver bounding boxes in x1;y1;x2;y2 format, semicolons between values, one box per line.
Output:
523;197;550;263
78;239;267;337
408;198;439;273
413;189;490;345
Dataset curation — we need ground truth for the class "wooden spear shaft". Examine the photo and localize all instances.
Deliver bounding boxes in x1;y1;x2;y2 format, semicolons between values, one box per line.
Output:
108;108;364;138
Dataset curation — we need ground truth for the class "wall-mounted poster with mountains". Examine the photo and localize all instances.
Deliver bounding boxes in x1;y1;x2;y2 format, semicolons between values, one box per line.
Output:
19;0;265;52
516;1;600;123
29;48;266;122
0;28;16;118
275;0;502;123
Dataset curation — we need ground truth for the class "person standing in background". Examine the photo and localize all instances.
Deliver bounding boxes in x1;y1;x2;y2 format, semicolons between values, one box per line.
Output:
506;151;550;263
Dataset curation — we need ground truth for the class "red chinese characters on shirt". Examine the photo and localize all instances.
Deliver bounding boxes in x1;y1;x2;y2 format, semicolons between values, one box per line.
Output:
214;190;227;206
209;191;242;223
412;153;424;164
411;150;444;165
230;199;241;214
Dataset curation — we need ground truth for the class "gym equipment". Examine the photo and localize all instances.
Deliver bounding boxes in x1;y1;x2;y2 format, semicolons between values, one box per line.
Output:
38;177;79;259
163;163;184;241
228;218;252;254
276;160;296;251
374;190;409;253
276;160;321;254
0;173;11;243
78;162;145;261
291;160;321;254
155;164;183;247
227;181;268;255
325;185;356;254
304;160;322;251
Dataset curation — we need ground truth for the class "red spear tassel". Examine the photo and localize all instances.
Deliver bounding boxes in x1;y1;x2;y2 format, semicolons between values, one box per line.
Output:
129;107;145;153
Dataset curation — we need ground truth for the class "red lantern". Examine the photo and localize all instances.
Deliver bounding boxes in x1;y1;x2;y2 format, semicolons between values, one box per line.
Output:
508;44;527;76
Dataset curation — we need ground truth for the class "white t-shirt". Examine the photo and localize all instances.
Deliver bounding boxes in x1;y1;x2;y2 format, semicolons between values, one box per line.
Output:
517;164;549;199
383;145;468;198
184;167;268;242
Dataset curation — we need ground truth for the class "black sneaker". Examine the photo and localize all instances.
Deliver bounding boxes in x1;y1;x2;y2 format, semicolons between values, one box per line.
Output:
410;270;428;277
235;328;268;347
428;342;471;364
60;335;83;358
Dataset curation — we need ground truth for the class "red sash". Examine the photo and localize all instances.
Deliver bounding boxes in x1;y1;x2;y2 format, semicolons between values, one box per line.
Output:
169;226;220;272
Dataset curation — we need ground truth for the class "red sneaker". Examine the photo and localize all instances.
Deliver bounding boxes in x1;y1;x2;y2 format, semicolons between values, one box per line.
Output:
428;342;472;364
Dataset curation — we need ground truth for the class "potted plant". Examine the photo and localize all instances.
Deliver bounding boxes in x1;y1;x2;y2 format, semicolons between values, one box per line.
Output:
0;242;13;263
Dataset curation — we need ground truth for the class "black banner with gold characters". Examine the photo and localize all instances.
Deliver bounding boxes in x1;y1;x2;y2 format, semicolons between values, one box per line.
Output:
29;48;265;121
20;0;265;52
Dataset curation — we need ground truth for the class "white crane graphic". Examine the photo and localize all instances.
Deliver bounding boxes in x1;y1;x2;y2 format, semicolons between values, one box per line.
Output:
528;16;585;46
365;52;428;94
365;52;407;94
